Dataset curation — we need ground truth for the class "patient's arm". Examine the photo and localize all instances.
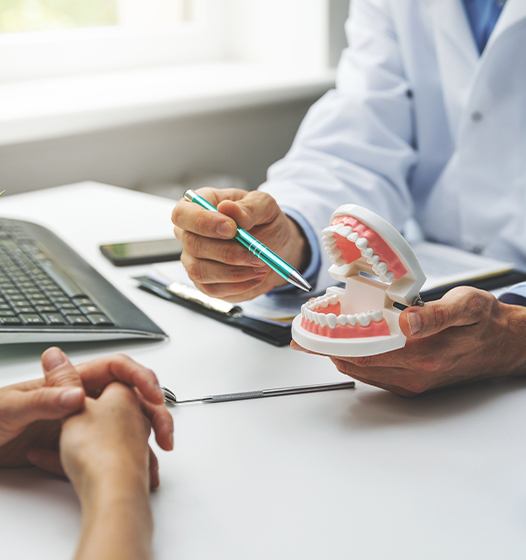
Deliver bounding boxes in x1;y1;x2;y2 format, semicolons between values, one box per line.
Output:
60;383;155;560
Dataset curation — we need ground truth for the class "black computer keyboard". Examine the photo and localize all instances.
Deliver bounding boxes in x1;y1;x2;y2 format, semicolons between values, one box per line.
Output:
0;217;166;344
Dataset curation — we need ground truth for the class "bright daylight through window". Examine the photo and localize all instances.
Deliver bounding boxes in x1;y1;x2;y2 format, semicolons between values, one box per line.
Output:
0;0;193;32
0;0;223;81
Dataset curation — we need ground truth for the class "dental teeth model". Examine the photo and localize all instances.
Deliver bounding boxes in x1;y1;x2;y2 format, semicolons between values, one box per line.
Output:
292;205;426;357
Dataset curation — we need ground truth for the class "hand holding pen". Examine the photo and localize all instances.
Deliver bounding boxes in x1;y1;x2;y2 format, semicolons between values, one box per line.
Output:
172;187;312;301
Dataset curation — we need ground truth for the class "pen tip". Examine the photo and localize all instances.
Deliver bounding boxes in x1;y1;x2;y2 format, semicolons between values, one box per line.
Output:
287;272;312;293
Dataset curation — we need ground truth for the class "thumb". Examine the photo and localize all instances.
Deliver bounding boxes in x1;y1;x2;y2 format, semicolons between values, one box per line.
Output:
400;287;490;338
217;191;280;231
41;347;83;389
6;386;85;428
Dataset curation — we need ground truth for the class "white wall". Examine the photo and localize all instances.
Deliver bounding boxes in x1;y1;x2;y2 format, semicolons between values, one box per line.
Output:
0;96;320;196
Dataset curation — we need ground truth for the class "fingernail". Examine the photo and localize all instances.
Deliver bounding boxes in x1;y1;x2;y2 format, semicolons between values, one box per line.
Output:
42;347;66;370
216;222;235;238
408;312;422;335
169;432;174;449
59;388;84;409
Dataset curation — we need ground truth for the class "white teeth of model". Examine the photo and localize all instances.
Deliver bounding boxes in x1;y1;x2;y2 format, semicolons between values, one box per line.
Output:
348;231;359;242
329;295;339;305
384;272;394;283
347;314;357;326
337;315;347;326
338;226;352;237
358;313;371;326
306;309;314;321
377;262;387;275
364;248;373;258
371;255;380;265
372;310;383;322
327;313;337;328
317;313;328;326
320;298;329;308
356;237;368;250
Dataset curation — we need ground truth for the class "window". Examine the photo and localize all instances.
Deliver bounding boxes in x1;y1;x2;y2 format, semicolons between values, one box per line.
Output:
0;0;119;33
0;0;226;82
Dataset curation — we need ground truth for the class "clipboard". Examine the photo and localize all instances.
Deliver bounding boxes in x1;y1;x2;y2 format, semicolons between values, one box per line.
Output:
135;268;526;347
420;269;526;301
135;275;292;346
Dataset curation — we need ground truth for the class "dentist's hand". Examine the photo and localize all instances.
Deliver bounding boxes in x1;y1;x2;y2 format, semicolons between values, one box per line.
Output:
292;287;526;396
172;188;309;302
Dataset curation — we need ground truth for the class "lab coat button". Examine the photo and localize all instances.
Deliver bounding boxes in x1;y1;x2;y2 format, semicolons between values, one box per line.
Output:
471;111;483;122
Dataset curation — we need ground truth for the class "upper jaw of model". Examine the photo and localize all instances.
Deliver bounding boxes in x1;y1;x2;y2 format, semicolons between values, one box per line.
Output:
292;205;425;356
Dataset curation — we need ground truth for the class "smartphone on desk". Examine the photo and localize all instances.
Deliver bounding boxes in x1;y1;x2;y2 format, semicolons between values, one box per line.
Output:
100;238;182;267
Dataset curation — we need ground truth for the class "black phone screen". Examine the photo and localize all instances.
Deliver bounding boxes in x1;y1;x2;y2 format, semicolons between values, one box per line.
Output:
100;238;182;266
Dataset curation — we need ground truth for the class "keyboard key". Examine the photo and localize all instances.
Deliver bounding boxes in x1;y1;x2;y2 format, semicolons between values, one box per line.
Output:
20;313;45;325
12;305;35;314
0;317;23;326
87;314;113;326
72;296;92;305
66;315;90;325
79;305;100;314
58;303;77;311
42;313;66;325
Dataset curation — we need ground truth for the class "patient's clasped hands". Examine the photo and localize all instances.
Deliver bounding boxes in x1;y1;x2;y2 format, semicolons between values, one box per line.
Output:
0;347;174;485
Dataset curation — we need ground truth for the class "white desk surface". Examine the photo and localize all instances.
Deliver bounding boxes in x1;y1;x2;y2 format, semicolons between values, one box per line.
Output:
1;183;526;560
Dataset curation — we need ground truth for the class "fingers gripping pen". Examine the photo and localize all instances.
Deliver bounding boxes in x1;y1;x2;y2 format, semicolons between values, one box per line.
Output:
183;189;312;292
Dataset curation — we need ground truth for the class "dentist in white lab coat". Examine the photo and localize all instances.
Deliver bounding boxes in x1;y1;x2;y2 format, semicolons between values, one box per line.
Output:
173;0;526;396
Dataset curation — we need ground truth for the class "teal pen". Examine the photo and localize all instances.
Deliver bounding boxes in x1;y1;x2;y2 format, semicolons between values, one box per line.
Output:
183;189;312;292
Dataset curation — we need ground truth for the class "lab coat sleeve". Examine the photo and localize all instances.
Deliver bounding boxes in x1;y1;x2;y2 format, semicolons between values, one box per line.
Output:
498;283;526;307
260;0;418;292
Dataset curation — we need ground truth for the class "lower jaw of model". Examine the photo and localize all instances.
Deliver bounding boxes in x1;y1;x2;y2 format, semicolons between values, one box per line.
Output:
294;276;406;357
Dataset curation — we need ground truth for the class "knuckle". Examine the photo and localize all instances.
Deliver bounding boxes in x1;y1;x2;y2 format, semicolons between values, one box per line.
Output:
112;353;132;369
182;232;201;256
465;291;491;320
431;305;449;330
231;266;253;281
194;213;213;235
186;259;203;282
223;245;244;265
171;203;183;226
194;282;217;297
421;357;442;374
146;368;159;385
31;389;53;409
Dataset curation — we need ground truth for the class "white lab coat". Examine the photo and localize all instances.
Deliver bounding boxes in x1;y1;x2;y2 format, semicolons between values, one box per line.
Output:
260;0;526;291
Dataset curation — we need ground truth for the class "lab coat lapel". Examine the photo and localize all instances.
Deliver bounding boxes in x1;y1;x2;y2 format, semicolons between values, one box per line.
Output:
485;0;526;51
424;0;479;141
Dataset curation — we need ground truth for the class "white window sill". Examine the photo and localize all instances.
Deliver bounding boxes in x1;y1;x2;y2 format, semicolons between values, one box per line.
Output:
0;63;335;147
